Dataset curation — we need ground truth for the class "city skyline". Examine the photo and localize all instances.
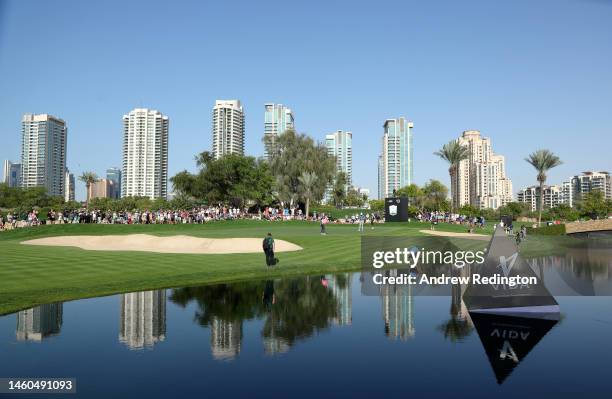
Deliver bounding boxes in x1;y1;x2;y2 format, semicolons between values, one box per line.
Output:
1;0;611;201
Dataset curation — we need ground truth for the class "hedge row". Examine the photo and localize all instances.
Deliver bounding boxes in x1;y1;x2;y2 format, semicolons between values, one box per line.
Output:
526;224;566;235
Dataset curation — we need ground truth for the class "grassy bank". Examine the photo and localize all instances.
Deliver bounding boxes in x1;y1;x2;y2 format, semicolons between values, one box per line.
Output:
0;220;577;315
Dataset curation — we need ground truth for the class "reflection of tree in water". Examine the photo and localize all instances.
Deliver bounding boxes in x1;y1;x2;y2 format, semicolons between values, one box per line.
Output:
262;277;338;347
170;282;265;327
437;266;473;342
169;276;340;357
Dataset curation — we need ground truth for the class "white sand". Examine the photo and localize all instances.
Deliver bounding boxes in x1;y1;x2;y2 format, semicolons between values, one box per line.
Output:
21;234;303;254
419;230;491;241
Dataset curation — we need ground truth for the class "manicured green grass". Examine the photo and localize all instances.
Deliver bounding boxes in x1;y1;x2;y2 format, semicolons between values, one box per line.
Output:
0;220;583;316
0;220;497;315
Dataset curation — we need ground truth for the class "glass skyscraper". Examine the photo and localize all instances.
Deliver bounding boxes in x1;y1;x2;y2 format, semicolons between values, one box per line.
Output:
106;167;122;198
379;117;413;198
325;130;352;186
263;103;294;160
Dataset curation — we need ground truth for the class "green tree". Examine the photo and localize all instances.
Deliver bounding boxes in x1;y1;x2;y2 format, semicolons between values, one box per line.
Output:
499;201;530;220
457;204;480;217
397;184;426;211
422;179;450;211
170;170;199;197
265;129;336;207
79;171;99;206
169;153;273;209
577;190;611;220
298;171;318;218
548;204;580;221
434;140;470;212
525;149;562;226
369;199;384;212
332;172;348;207
345;188;366;207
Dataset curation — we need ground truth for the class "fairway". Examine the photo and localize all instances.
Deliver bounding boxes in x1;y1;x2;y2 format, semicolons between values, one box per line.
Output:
0;220;497;315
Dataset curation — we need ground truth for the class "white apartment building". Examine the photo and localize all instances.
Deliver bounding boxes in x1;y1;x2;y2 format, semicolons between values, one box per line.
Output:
452;130;512;210
212;100;244;159
263;103;294;160
121;108;169;199
119;290;166;349
571;171;611;200
64;169;75;202
20;114;67;197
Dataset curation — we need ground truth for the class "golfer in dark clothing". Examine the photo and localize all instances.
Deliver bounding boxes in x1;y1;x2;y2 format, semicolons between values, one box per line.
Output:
262;233;278;266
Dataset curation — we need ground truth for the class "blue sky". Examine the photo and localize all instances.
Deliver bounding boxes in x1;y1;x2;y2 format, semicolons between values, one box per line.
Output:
0;0;610;201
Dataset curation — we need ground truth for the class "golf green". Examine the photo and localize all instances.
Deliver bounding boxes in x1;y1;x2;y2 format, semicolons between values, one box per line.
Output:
0;220;498;315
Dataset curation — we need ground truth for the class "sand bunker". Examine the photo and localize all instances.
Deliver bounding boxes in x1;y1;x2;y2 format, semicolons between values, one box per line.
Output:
21;234;303;254
419;230;491;241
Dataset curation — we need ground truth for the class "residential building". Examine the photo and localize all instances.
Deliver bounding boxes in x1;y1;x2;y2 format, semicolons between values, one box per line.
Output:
263;103;294;160
210;317;242;360
106;167;122;199
20;114;67;197
452;130;512;210
378;155;384;199
381;270;415;340
326;130;353;186
212;100;244;159
561;180;573;208
324;130;353;203
571;171;611;201
122;108;169;199
64;169;75;202
379;118;414;198
16;303;63;342
2;160;21;187
325;273;352;326
89;178;116;199
119;290;166;349
517;185;563;211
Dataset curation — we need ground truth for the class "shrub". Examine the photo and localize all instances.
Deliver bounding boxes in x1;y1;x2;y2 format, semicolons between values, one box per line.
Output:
526;223;566;236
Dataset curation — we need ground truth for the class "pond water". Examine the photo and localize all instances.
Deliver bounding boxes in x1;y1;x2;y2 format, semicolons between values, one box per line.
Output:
1;253;611;398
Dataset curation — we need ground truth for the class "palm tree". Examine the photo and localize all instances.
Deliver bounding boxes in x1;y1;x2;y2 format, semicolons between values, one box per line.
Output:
525;149;562;226
298;171;317;219
79;171;99;206
434;140;470;212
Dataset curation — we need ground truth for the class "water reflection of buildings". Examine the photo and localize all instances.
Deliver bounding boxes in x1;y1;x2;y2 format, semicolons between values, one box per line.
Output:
16;303;63;342
119;290;166;349
527;247;612;295
381;272;415;340
210;317;242;360
263;335;290;356
325;274;352;326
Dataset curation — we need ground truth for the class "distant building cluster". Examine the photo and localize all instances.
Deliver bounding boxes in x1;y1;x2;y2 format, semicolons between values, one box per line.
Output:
517;171;611;211
2;102;372;202
10;104;606;210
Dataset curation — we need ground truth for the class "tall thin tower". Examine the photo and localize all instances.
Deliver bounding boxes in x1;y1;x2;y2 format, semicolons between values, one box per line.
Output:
122;108;169;199
20;114;67;197
380;117;413;198
212;100;244;159
263;103;294;160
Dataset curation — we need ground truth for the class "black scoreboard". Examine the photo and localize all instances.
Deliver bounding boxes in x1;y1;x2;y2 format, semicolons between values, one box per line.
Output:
384;197;409;222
